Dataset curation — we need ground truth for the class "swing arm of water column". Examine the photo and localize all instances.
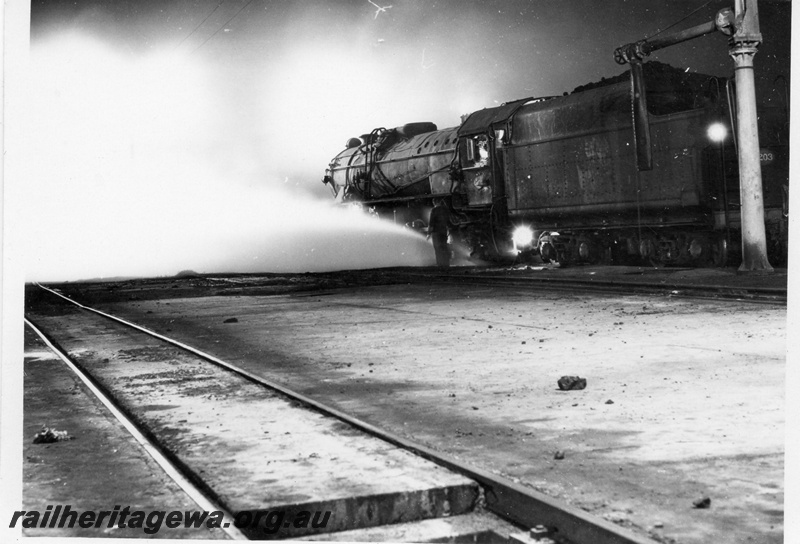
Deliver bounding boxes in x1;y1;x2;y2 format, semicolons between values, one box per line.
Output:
613;0;774;274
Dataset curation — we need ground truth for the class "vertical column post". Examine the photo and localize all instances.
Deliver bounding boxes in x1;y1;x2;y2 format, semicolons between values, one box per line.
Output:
729;0;773;273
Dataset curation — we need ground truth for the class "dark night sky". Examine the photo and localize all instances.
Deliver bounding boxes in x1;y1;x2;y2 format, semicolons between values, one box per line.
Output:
9;1;794;279
27;1;791;181
28;1;790;88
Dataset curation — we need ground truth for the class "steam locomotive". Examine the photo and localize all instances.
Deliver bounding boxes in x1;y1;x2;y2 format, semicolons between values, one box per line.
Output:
322;62;789;267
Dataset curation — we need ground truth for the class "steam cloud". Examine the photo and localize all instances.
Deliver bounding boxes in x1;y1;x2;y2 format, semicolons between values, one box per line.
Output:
18;33;437;282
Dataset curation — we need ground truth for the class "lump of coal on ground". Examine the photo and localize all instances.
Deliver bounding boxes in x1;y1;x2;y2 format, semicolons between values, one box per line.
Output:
558;376;587;390
33;427;73;444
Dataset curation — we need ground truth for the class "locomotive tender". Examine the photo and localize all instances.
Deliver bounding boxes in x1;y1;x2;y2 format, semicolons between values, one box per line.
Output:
322;62;789;267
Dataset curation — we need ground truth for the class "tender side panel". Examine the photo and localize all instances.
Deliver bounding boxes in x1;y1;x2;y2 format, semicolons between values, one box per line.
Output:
505;83;711;228
640;111;709;210
757;105;790;209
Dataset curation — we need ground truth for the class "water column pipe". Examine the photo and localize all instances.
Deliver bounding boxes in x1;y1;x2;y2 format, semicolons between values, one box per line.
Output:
728;0;773;272
613;3;773;273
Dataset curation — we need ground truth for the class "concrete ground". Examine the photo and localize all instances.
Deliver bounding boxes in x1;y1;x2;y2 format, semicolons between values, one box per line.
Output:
24;306;516;541
20;326;228;539
67;268;786;544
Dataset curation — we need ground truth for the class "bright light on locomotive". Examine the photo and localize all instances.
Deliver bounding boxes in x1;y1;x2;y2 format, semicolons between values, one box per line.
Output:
511;226;534;250
324;62;787;268
707;122;728;143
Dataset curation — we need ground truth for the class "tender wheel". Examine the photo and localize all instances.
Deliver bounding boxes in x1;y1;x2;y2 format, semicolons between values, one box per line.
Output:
687;236;713;267
576;238;601;264
711;237;729;267
537;231;562;265
540;241;559;264
638;237;656;261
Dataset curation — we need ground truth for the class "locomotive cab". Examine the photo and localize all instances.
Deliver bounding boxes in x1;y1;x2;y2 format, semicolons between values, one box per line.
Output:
460;134;493;205
323;62;788;268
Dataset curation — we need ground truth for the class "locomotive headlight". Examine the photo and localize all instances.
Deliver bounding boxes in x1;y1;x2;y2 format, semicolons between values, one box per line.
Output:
707;122;728;143
512;226;535;249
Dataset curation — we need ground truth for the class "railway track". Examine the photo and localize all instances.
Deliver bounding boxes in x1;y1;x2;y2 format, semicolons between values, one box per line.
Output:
35;265;786;308
392;267;788;306
25;283;659;543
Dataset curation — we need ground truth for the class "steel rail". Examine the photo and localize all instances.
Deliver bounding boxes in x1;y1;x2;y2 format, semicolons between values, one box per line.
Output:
24;317;248;541
32;282;658;544
396;270;787;305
